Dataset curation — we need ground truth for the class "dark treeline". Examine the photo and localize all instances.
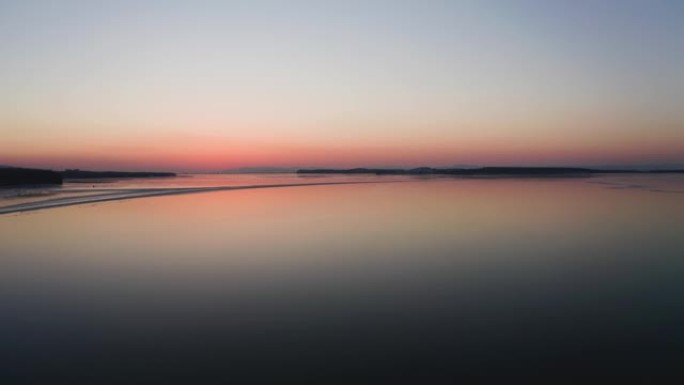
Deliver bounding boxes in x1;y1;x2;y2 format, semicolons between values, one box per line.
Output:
298;167;684;176
1;168;176;187
0;168;63;186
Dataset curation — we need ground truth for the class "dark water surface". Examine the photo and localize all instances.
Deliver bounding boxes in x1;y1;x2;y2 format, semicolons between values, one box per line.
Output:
1;175;683;382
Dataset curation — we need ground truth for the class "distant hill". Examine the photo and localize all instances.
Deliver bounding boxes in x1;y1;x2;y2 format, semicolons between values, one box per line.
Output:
61;170;176;179
0;168;63;186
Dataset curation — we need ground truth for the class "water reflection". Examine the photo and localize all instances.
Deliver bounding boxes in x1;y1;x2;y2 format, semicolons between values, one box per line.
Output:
1;177;683;381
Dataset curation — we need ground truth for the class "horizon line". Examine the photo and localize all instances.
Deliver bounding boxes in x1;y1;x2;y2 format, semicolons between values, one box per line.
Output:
4;163;684;174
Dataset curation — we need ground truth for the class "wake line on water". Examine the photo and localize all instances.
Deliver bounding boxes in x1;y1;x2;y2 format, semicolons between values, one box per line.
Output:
0;182;379;216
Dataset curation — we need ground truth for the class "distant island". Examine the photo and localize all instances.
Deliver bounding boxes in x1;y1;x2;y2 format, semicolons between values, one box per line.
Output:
0;168;63;187
1;168;176;187
297;167;684;176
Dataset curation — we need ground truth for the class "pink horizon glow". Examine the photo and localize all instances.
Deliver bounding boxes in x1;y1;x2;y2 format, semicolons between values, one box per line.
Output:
3;135;682;172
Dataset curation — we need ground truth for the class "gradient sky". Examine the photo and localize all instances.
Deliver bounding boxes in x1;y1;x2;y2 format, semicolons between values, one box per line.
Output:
1;0;682;171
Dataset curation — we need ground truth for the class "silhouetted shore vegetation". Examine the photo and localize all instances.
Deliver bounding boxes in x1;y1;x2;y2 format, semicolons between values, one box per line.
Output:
1;168;176;187
0;168;63;187
297;167;684;176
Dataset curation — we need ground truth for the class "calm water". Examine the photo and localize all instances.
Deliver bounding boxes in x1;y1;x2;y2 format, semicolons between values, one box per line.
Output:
1;174;683;381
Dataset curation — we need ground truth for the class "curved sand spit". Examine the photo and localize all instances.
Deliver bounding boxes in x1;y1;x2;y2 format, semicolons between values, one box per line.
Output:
0;182;374;216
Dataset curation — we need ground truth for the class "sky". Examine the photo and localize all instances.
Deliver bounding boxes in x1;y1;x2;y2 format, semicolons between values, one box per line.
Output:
1;0;682;171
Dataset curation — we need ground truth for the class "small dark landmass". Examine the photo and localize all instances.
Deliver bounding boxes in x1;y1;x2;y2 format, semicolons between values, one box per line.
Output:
0;168;63;187
297;167;684;176
1;168;176;187
61;169;176;179
647;169;684;174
